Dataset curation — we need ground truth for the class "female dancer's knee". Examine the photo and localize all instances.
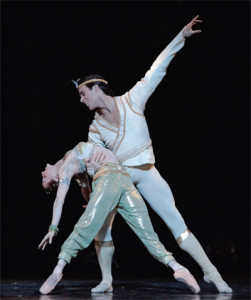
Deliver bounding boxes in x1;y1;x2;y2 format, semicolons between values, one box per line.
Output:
95;226;113;242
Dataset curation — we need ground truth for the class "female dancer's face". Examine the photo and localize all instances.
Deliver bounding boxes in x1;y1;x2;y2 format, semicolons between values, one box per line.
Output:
41;164;57;190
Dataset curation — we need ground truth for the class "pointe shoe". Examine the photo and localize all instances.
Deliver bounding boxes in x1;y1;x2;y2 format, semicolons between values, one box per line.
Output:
204;271;232;293
174;268;200;294
39;272;63;295
91;282;113;293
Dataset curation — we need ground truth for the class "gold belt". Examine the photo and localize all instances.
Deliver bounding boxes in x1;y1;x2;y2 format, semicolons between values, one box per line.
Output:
93;163;129;181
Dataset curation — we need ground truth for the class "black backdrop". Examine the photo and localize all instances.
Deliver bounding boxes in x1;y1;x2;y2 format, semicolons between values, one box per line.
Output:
1;1;250;280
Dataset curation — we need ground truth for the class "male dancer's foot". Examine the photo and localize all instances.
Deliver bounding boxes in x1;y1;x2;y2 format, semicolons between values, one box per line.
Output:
91;281;113;293
169;260;200;294
204;271;232;293
178;231;232;293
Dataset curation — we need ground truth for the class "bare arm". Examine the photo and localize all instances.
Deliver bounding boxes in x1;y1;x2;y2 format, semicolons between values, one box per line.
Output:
50;183;70;227
38;163;76;250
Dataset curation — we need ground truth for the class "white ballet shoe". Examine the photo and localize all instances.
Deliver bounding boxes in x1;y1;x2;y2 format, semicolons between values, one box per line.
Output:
174;267;200;294
204;271;232;293
39;272;63;295
91;281;113;293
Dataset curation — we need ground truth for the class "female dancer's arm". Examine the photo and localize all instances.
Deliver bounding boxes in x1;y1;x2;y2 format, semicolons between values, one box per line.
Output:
38;167;74;250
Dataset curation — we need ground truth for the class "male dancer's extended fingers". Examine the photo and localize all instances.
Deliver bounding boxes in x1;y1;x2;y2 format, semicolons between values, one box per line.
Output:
191;15;202;26
193;15;200;22
94;152;100;163
88;154;96;164
192;30;202;34
94;153;98;163
98;153;106;164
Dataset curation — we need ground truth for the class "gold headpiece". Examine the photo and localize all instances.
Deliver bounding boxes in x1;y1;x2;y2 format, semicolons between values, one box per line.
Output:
78;79;108;89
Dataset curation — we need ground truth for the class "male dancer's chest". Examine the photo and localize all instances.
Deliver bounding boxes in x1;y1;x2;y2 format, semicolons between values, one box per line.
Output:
94;100;148;156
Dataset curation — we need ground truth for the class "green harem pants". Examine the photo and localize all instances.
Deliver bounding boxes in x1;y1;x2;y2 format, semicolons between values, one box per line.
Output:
58;164;174;266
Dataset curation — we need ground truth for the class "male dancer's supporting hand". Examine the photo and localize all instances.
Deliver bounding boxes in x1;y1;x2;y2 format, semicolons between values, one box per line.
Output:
84;151;106;176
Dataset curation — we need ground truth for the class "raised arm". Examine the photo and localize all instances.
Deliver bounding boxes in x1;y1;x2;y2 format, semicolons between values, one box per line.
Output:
127;15;202;112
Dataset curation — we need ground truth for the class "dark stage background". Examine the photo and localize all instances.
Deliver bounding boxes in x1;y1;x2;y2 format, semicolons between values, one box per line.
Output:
1;1;250;281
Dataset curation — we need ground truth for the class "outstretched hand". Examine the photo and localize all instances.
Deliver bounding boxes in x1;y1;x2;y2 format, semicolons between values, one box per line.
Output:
38;231;55;250
183;15;202;38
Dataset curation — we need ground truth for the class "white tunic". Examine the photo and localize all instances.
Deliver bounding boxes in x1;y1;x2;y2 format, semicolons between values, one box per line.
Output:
88;29;185;167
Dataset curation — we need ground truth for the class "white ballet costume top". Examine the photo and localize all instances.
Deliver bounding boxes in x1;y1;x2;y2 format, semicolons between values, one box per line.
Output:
88;29;185;167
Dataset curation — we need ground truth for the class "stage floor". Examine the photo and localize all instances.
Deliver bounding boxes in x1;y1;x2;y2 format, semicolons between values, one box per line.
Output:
1;278;250;300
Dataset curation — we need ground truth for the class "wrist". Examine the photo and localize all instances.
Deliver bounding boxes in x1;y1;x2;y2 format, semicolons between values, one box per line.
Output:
49;224;59;236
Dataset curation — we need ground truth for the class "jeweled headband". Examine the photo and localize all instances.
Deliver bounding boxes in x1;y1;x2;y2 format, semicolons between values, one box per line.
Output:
71;79;108;89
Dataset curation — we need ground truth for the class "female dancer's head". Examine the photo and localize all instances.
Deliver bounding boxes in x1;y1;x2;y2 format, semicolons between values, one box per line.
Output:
41;163;59;193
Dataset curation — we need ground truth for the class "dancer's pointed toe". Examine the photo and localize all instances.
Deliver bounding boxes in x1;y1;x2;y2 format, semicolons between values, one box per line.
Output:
39;273;63;295
204;272;232;293
174;268;200;294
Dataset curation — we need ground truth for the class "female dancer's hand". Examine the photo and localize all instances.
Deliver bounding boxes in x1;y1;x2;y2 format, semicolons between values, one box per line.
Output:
183;15;202;38
38;231;56;250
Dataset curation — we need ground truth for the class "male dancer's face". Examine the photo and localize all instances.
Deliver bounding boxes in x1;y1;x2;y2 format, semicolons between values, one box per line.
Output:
79;85;99;111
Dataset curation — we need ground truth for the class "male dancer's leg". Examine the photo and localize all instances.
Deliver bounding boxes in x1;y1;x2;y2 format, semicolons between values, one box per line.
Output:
91;165;185;292
116;174;200;294
129;164;232;293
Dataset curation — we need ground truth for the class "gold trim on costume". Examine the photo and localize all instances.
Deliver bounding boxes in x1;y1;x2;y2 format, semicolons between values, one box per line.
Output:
111;96;122;151
89;128;99;134
91;122;102;136
176;229;191;245
93;170;129;181
96;117;118;133
113;98;126;154
117;139;152;163
95;110;119;128
78;79;108;89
